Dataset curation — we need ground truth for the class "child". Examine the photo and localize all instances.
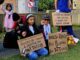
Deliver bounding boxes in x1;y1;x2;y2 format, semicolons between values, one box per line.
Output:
2;3;14;32
13;13;27;39
22;14;48;60
39;15;51;53
3;13;20;49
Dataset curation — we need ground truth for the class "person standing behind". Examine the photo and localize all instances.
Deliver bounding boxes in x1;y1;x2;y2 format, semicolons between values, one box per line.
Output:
2;3;14;32
54;0;79;43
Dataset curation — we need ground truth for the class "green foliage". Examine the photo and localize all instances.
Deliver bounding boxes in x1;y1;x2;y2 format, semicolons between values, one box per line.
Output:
38;0;54;11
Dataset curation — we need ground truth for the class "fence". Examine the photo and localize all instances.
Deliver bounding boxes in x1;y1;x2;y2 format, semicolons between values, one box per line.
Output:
0;10;80;32
46;10;80;25
0;13;46;32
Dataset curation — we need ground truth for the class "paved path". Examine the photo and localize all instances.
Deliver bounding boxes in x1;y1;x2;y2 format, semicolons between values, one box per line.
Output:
0;29;80;58
0;42;19;58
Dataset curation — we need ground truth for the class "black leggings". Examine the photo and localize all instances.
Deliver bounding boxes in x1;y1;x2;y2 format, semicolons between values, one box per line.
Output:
45;40;49;54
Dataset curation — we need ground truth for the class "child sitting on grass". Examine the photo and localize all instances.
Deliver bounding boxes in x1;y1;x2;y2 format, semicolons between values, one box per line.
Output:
22;14;48;60
39;15;51;54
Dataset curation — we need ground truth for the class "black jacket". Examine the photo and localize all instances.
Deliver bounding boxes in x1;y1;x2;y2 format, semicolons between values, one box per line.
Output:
23;24;40;37
3;31;18;49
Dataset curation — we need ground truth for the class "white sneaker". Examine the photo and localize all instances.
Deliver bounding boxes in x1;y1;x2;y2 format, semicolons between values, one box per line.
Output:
56;10;60;13
73;37;79;43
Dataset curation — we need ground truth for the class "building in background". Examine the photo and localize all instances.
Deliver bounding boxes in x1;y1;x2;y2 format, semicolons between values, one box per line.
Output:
17;0;39;14
0;0;39;31
0;0;39;14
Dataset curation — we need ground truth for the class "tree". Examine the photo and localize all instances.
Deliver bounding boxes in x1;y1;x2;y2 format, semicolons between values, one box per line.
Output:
38;0;54;11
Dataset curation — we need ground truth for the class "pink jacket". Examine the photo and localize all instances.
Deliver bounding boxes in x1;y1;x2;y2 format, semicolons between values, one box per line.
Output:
3;10;14;29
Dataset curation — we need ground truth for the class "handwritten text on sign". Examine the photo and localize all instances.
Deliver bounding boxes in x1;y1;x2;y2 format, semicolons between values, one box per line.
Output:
52;12;72;26
49;32;68;55
17;34;46;56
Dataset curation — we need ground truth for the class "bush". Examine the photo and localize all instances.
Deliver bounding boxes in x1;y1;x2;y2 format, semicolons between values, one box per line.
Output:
38;0;54;11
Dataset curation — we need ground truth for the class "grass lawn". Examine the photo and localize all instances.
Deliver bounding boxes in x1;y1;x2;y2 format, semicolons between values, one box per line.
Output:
0;26;80;60
73;25;80;30
0;42;80;60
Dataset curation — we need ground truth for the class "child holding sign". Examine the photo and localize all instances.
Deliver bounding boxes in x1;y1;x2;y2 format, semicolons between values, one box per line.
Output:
22;14;48;60
39;15;51;53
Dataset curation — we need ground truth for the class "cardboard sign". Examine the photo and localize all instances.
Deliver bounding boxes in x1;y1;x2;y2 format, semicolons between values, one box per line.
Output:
49;32;68;55
73;0;80;9
17;33;46;56
52;12;72;26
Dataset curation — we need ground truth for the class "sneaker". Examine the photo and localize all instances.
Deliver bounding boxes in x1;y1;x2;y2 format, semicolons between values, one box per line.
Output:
73;37;79;43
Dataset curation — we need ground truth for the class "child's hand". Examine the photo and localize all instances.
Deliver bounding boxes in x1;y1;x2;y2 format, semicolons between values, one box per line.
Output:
16;26;19;30
22;31;27;37
41;20;44;25
17;30;21;34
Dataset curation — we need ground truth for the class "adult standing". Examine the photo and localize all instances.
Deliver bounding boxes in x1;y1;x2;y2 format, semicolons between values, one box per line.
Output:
54;0;79;43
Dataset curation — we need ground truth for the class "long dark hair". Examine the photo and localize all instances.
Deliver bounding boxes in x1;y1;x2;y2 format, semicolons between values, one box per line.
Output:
6;3;12;11
25;14;41;35
26;15;40;33
26;15;36;27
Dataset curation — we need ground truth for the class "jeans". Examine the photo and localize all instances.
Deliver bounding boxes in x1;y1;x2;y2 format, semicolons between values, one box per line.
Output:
27;48;48;60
